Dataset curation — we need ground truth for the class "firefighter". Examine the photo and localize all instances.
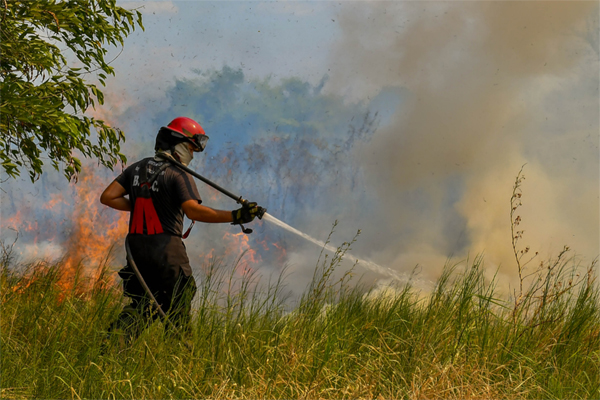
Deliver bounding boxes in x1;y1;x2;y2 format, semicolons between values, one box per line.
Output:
100;116;262;340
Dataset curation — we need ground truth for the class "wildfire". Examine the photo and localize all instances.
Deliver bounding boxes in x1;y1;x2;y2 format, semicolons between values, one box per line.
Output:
270;241;288;263
198;226;288;280
58;171;128;296
5;168;128;300
2;209;39;236
256;238;288;264
43;192;70;211
220;231;261;275
5;165;290;300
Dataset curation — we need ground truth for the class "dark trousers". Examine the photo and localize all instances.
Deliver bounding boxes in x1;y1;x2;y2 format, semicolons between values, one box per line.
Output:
109;234;197;340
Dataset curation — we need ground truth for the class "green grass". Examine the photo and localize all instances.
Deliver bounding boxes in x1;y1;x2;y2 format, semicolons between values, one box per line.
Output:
1;241;599;399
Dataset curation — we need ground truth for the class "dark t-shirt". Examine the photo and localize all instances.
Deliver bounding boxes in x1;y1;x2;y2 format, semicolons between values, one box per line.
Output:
116;157;202;237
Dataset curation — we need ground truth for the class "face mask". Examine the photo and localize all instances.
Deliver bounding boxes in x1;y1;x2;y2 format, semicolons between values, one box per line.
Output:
173;142;193;166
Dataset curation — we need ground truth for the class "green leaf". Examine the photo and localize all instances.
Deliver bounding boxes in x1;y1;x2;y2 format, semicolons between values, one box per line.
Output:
0;0;142;182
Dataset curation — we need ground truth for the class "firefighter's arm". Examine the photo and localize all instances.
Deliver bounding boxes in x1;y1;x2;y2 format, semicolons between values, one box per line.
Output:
182;200;234;223
100;180;131;212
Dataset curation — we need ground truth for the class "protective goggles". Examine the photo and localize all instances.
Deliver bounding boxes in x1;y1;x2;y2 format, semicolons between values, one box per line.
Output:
189;134;209;152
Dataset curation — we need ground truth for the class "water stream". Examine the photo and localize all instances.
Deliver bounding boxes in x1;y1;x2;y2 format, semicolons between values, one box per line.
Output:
263;212;428;287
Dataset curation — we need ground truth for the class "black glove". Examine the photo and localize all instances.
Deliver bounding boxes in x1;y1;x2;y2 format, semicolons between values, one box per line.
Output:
232;202;264;225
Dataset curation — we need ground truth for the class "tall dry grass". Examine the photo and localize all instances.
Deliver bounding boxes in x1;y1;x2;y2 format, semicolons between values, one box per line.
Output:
1;238;598;399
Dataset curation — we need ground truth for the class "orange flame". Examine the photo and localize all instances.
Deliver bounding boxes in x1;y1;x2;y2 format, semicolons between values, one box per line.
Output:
202;229;289;278
57;171;128;297
3;209;39;236
5;169;128;300
222;231;261;275
270;241;288;263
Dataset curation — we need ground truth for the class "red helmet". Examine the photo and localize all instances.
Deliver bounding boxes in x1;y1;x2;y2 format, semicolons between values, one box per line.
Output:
161;117;209;152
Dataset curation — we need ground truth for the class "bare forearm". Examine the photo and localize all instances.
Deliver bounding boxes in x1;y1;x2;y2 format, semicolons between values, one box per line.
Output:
190;207;233;223
103;197;131;212
182;201;233;223
100;180;131;211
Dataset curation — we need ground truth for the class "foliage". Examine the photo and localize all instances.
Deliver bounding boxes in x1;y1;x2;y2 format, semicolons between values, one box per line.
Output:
0;0;143;181
1;249;598;399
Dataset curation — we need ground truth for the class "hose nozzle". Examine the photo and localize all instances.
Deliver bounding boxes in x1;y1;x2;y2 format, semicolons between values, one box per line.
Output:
240;199;266;220
237;206;266;234
256;206;266;220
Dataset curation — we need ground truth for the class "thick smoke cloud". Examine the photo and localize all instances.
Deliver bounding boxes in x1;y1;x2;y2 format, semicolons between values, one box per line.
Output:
2;2;597;297
325;1;599;286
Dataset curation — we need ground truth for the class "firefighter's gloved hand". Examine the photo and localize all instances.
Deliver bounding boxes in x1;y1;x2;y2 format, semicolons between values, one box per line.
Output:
232;202;263;225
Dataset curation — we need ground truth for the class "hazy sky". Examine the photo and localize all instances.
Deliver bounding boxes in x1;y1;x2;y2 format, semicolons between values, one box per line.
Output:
2;1;598;295
103;1;340;103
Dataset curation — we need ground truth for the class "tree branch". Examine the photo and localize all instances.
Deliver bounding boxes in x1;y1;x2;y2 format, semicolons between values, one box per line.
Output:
43;10;60;31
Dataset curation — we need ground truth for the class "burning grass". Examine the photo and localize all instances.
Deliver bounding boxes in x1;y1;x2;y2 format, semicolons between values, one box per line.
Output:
1;239;598;400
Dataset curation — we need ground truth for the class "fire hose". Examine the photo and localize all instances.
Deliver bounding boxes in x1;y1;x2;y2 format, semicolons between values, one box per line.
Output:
123;153;265;349
156;152;266;233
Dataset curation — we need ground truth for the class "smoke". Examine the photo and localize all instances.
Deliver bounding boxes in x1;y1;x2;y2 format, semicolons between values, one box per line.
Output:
2;2;597;297
0;65;383;294
325;1;599;286
147;68;383;284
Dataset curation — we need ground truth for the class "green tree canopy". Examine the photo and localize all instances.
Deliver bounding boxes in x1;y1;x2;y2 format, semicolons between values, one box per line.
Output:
0;0;143;181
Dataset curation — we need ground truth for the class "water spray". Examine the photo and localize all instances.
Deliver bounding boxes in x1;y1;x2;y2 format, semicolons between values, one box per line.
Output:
262;213;418;285
124;154;420;351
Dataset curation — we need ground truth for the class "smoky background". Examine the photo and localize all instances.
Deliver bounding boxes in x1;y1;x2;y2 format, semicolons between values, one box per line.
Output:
1;1;598;299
